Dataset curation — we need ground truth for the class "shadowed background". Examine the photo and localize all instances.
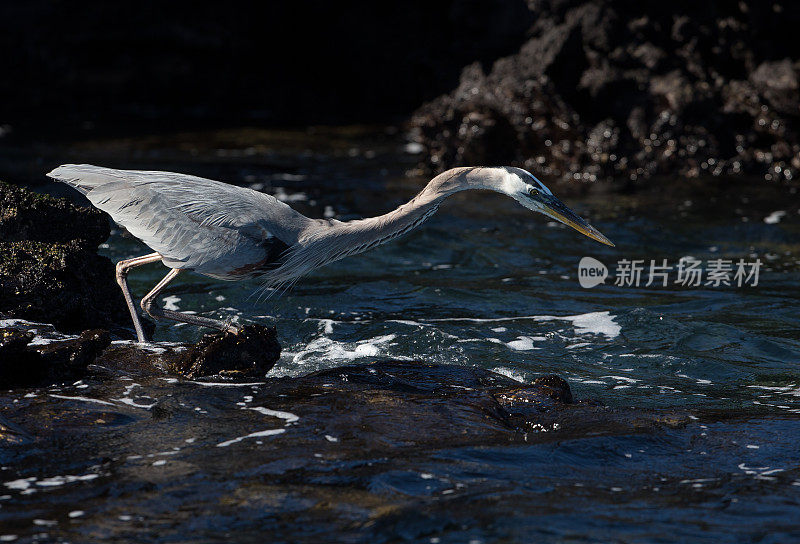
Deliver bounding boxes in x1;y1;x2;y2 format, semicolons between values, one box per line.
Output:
3;0;800;185
0;0;531;133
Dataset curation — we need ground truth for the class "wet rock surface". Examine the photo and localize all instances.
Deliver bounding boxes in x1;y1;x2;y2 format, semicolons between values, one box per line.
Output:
0;327;110;388
411;0;800;184
251;362;684;446
0;182;130;333
0;320;283;385
0;357;704;542
171;325;282;379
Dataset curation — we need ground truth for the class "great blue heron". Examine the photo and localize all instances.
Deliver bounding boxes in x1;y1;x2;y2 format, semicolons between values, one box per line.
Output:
48;164;613;342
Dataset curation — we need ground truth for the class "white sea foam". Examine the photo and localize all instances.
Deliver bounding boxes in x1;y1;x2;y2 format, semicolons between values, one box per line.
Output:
27;336;68;346
764;210;786;224
388;319;423;327
601;375;640;383
113;397;157;410
491;367;526;382
565;311;621;338
110;340;179;354
216;428;285;447
49;394;115;406
290;334;396;365
747;384;800;397
566;342;593;349
427;311;621;339
3;478;35;490
319;319;335;334
36;474;99;487
506;337;540;351
249;406;299;424
4;471;99;492
162;295;181;311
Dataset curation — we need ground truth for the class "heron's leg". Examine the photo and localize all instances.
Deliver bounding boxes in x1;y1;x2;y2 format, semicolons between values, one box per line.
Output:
115;252;163;343
140;269;240;336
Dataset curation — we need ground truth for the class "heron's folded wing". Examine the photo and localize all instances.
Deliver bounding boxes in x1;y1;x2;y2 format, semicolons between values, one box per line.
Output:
48;164;311;271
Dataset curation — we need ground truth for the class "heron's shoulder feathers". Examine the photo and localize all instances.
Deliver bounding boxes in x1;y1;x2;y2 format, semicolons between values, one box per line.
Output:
48;164;314;244
47;164;317;272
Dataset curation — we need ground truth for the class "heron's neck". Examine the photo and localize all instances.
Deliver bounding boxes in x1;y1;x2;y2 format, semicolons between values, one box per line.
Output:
323;185;442;256
313;167;494;262
336;169;478;240
265;168;502;286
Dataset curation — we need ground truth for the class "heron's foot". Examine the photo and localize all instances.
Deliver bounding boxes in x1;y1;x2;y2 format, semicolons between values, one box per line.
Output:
222;318;242;335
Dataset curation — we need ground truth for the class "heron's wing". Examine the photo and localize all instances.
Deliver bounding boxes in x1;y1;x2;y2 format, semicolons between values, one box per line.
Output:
48;164;313;273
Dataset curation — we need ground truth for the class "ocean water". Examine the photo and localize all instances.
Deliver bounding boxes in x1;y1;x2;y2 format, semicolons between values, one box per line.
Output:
2;129;799;542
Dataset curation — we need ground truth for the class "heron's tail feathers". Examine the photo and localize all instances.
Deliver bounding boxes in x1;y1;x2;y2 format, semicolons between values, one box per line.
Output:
47;164;126;195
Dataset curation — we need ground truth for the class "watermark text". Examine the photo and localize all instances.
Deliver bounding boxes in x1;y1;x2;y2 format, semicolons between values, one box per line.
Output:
578;257;762;288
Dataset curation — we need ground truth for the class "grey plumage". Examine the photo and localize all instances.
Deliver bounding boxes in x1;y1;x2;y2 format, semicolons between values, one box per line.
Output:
49;164;310;280
48;163;612;342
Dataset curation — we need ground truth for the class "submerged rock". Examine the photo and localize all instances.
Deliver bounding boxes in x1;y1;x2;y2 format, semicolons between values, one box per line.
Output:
256;362;685;444
0;355;701;543
0;182;130;334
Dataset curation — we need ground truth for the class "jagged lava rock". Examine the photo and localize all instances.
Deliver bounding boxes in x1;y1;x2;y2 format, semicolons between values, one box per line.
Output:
172;324;282;379
411;0;800;184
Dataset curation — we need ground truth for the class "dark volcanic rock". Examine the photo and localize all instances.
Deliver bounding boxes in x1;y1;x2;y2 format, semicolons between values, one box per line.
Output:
0;182;130;333
94;352;684;447
0;320;281;386
0;327;110;388
0;240;129;333
410;0;800;184
0;181;109;246
173;325;282;379
227;361;687;448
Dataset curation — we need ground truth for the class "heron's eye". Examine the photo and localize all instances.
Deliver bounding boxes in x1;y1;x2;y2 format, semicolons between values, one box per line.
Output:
528;186;539;196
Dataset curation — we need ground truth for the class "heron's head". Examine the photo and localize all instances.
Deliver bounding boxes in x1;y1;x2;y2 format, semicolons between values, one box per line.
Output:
497;167;614;247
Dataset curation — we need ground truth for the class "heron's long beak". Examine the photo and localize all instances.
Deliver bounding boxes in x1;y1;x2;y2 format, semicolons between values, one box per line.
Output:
535;193;615;247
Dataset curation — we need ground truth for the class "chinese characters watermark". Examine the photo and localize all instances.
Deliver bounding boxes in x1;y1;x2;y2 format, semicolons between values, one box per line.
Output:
578;256;762;289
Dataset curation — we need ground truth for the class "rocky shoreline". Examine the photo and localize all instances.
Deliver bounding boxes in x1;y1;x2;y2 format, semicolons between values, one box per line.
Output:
410;0;800;184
